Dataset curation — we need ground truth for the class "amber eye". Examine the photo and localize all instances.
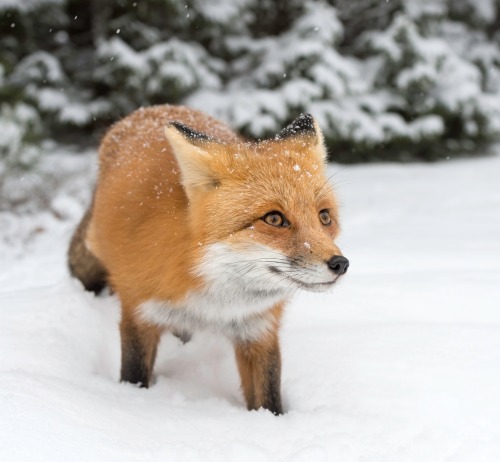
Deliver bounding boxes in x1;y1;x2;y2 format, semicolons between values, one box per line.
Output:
262;211;289;227
319;209;332;226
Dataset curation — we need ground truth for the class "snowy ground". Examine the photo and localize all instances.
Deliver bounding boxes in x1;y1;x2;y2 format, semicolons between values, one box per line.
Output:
1;152;500;461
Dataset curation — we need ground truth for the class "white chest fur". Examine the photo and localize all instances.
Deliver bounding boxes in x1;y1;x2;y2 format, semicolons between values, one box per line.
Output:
138;291;284;342
138;243;293;342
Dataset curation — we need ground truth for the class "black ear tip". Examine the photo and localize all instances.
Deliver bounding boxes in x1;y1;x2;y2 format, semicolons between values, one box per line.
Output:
168;122;212;141
275;113;316;140
169;121;186;131
297;113;315;130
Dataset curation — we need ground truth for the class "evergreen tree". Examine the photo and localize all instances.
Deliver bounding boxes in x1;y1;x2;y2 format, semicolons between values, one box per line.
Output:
1;0;500;166
189;0;360;140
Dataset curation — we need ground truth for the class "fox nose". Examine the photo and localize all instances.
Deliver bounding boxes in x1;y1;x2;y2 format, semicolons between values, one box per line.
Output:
327;256;349;275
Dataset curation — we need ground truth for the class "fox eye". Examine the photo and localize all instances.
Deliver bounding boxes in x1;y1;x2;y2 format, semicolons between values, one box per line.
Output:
262;211;289;228
319;209;332;226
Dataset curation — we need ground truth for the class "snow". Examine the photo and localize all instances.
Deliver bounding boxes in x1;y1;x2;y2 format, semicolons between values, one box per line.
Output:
193;0;254;26
97;37;222;103
188;1;361;138
0;0;63;12
12;51;65;85
1;152;500;460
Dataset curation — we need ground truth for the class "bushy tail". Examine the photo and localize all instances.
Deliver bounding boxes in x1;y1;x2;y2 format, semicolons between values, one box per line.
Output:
68;205;107;294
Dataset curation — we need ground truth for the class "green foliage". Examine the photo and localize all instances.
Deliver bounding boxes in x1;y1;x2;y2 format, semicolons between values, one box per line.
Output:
1;0;500;164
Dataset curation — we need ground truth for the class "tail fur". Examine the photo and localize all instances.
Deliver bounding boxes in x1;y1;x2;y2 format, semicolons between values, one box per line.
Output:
68;205;107;294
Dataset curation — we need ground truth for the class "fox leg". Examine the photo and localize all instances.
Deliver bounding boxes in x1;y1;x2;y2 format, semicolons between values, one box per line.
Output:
234;330;283;415
120;311;162;388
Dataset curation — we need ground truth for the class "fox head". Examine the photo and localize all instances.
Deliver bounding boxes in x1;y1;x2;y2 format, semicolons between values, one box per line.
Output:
164;114;348;296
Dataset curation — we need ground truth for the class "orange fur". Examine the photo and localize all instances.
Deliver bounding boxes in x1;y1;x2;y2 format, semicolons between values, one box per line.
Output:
78;104;347;413
235;303;284;413
87;106;240;306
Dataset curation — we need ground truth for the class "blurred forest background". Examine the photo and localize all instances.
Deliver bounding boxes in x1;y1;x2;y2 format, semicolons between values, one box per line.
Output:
1;0;500;210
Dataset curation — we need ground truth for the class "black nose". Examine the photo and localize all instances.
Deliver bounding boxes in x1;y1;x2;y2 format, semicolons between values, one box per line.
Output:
327;256;349;275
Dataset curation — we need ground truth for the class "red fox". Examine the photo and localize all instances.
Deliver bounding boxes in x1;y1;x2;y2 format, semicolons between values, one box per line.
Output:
68;105;348;415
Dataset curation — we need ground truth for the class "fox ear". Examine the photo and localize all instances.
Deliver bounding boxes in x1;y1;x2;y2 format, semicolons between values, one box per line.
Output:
164;122;218;200
276;113;327;163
